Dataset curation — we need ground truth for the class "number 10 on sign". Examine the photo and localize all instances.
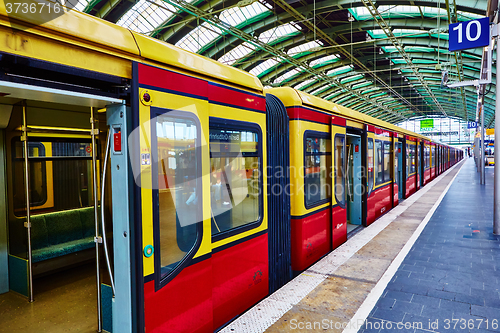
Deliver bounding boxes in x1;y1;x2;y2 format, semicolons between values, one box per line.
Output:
449;17;490;52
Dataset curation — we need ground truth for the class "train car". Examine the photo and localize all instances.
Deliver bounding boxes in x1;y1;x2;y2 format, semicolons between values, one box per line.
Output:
0;6;463;333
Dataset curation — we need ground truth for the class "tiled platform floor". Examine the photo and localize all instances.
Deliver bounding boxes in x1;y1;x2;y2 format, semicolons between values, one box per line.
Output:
364;159;500;333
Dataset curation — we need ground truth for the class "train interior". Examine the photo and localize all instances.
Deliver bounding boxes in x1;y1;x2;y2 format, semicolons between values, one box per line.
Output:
0;84;118;332
345;133;362;233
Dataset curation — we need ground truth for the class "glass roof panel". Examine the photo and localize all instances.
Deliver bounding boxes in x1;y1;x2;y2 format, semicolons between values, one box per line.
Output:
175;22;222;53
310;84;331;95
218;42;256;65
220;2;271;26
369;29;427;39
249;58;279;77
294;79;315;90
310;54;339;67
71;0;88;12
349;6;446;20
176;3;271;54
259;23;301;45
325;90;345;100
287;40;323;56
274;68;302;84
341;74;363;84
327;65;353;76
117;0;176;35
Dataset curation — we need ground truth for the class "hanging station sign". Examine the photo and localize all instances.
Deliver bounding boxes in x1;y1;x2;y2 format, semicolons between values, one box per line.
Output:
420;119;434;129
449;17;490;52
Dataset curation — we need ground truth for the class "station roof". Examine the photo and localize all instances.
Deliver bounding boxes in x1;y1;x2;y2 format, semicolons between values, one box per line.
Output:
71;0;492;125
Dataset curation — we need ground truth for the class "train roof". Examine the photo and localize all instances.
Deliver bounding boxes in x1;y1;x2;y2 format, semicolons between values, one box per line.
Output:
0;2;263;92
266;87;456;147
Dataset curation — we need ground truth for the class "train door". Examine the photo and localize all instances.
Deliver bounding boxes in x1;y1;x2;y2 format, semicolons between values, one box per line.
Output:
397;141;403;200
392;134;397;207
331;119;346;249
420;142;424;187
135;84;213;332
3;96;128;332
416;140;420;190
346;134;362;233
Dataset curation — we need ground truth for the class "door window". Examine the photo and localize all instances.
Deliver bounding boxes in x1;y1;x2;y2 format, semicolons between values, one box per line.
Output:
334;135;345;207
304;134;331;207
156;115;201;279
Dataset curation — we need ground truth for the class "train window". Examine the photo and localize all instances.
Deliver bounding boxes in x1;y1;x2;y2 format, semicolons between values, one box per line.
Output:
11;139;93;215
334;135;345;207
304;133;331;208
383;142;391;182
375;140;383;185
425;146;430;169
12;141;48;211
409;144;416;175
156;116;201;278
367;138;374;195
209;125;261;236
431;146;436;167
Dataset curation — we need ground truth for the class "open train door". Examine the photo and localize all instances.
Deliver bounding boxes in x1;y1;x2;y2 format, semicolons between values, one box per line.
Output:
331;117;347;249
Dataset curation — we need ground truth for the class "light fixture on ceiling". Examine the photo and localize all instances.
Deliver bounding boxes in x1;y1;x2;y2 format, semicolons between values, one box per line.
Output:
366;33;372;41
397;69;402;74
348;12;355;22
379;47;384;55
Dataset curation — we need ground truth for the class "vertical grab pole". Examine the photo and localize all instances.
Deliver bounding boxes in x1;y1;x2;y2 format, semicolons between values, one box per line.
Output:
494;34;500;235
91;107;103;332
480;100;485;185
22;102;33;303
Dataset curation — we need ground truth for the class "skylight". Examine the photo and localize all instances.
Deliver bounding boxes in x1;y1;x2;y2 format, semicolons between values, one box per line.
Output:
310;54;339;67
176;22;222;53
327;65;353;76
70;0;88;12
175;3;270;54
310;85;331;95
349;6;446;21
369;29;427;39
249;58;279;77
274;68;302;84
220;2;270;27
294;79;315;90
259;23;301;45
287;41;323;56
218;42;256;65
117;0;176;35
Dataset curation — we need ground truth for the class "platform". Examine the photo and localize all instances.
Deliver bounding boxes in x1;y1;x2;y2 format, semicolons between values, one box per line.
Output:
222;158;499;333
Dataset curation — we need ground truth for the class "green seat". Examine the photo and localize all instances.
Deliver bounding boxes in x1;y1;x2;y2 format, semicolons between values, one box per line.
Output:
31;207;96;263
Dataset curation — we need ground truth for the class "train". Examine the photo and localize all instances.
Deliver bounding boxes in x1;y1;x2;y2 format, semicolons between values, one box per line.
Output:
0;5;463;333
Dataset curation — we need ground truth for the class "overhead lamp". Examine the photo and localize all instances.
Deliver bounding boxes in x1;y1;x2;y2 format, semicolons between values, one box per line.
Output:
397;69;402;74
366;33;372;41
379;47;384;54
348;12;355;22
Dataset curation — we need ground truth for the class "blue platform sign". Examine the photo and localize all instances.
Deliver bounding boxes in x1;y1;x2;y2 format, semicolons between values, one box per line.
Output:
449;17;490;51
468;121;478;129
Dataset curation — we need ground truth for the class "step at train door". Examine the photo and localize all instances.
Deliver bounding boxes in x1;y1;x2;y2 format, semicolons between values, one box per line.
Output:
331;117;346;249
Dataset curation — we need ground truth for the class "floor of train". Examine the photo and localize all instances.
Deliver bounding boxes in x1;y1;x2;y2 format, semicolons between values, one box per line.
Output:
0;262;97;333
222;158;483;333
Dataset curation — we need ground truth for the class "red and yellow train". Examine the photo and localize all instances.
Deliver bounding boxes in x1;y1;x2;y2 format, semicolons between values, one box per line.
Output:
0;4;462;333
